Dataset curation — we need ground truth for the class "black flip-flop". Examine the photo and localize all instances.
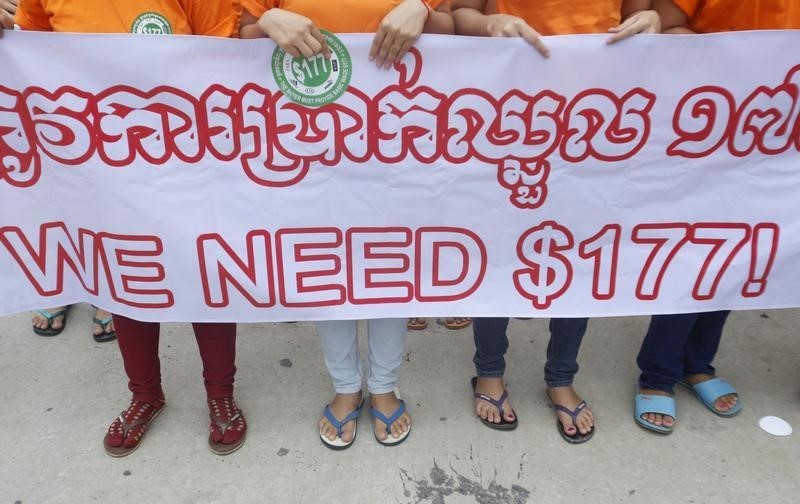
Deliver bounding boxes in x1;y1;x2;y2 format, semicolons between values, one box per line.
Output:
32;308;69;337
471;377;518;431
92;313;117;343
549;398;595;444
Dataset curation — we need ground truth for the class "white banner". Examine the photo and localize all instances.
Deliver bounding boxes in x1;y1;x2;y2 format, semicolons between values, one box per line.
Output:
1;30;799;322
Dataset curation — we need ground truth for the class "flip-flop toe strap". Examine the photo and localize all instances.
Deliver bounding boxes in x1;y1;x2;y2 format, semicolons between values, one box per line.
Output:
323;405;361;438
370;400;406;434
474;389;509;413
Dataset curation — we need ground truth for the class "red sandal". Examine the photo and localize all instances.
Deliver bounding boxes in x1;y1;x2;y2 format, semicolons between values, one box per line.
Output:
208;397;247;455
103;395;165;457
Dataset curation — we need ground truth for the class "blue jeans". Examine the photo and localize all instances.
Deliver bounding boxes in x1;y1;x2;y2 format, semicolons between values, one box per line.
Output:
472;317;588;387
637;311;730;394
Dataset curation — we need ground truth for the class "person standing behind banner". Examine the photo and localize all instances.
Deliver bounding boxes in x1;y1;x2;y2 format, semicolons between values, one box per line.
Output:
451;0;659;443
240;0;453;449
0;0;116;343
11;0;256;457
633;0;800;435
0;1;15;29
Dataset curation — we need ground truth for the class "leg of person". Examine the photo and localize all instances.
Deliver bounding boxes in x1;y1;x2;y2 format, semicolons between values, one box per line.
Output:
635;313;698;432
194;322;246;455
682;311;740;415
104;316;165;457
316;320;364;448
366;318;411;445
545;317;594;442
471;317;516;428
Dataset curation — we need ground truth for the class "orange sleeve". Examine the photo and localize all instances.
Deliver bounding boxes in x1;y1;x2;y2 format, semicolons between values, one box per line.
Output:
672;0;700;18
242;0;272;16
14;0;52;31
428;0;447;8
184;0;242;37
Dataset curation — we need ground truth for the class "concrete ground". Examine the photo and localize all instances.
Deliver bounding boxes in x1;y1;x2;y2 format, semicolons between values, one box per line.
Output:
0;306;798;504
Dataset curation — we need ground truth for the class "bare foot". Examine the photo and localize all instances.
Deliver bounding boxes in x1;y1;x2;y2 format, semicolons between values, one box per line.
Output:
638;388;675;428
548;386;594;436
31;306;68;333
684;374;738;412
407;318;428;330
442;317;472;330
474;377;515;424
371;392;411;441
318;392;362;443
92;307;115;338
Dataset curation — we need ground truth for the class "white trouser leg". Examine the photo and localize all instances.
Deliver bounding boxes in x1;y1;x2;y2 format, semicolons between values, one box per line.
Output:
366;318;407;395
316;320;363;394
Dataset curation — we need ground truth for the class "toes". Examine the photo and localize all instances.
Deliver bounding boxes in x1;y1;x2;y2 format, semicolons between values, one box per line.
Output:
395;414;411;438
375;421;387;441
559;414;576;434
319;420;335;441
577;414;592;434
663;415;674;427
717;394;737;411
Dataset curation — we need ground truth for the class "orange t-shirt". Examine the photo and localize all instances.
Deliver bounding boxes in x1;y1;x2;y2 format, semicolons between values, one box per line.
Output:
674;0;800;32
244;0;446;32
15;0;243;36
495;0;620;35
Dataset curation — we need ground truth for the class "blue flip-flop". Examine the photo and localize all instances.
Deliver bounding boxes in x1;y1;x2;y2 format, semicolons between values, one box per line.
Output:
634;392;676;434
319;399;363;450
680;377;742;417
370;399;410;446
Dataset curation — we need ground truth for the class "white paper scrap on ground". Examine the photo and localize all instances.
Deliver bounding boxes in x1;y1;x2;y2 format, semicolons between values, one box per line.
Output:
758;416;792;437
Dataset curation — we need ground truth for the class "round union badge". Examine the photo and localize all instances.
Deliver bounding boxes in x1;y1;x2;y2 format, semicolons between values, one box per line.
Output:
271;31;352;107
131;12;173;35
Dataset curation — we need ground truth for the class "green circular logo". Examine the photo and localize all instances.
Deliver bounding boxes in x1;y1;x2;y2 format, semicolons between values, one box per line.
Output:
131;12;172;35
271;31;352;107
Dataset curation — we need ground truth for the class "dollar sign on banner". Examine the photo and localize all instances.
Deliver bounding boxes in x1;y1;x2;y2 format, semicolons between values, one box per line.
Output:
513;221;574;309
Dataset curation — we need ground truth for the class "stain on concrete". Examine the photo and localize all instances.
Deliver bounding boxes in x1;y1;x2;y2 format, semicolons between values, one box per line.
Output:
404;351;412;362
400;461;531;504
123;470;132;476
279;358;293;368
277;447;289;456
628;490;636;496
760;313;769;319
14;500;22;504
439;417;447;422
46;407;52;412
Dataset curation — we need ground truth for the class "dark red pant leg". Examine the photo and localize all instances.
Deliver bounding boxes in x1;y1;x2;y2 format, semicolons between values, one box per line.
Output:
192;323;237;399
113;315;163;403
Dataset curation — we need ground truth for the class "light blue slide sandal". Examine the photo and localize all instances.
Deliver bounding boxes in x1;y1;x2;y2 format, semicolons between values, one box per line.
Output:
635;393;676;434
681;377;742;417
